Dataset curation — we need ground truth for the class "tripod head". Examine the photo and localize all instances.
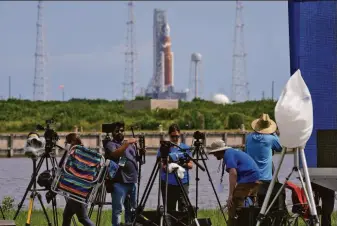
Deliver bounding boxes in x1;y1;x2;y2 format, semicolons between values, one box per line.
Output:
192;131;208;160
36;118;59;153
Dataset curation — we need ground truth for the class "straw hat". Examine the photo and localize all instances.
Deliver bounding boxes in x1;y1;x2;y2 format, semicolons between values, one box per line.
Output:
208;140;232;154
251;113;277;134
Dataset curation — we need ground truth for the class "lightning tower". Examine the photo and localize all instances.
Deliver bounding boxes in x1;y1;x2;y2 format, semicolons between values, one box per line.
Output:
123;1;137;100
231;0;248;102
33;1;48;101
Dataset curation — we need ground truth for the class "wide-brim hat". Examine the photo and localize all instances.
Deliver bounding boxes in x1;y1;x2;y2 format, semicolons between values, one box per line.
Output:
208;140;232;154
251;113;277;134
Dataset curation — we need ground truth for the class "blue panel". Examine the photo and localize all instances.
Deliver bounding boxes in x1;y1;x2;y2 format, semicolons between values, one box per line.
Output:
288;1;337;167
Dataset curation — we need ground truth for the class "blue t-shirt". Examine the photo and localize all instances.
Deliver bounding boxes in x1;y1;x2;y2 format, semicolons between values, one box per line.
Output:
245;132;282;181
223;148;260;184
105;141;138;183
156;143;191;185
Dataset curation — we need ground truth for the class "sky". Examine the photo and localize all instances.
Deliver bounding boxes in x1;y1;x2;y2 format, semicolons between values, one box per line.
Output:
0;1;290;101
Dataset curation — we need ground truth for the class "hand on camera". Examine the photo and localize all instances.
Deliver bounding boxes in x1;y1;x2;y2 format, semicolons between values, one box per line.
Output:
126;138;138;144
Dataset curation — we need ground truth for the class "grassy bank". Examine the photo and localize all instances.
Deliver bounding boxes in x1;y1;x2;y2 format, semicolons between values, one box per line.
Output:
3;209;336;226
0;98;276;133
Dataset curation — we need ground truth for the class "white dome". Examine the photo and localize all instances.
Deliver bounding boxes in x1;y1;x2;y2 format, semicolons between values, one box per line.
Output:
212;93;230;105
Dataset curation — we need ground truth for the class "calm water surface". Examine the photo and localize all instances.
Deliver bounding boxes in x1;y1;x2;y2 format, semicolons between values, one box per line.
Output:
0;154;336;210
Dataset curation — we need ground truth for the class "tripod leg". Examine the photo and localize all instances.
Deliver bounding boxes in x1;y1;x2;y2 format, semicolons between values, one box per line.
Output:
257;147;287;226
299;148;319;226
200;153;228;223
25;193;35;226
14;156;45;220
36;193;52;226
52;197;58;226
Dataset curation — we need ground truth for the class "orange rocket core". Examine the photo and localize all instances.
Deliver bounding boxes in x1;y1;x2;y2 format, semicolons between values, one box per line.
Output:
163;36;173;87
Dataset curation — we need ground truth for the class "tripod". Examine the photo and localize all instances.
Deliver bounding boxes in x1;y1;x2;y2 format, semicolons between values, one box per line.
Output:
88;182;111;225
133;145;205;226
192;139;227;224
13;145;77;226
13;153;56;226
256;147;320;226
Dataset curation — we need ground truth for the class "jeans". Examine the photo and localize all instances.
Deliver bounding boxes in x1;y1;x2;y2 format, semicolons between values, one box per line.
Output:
160;181;189;212
111;183;137;226
62;199;94;226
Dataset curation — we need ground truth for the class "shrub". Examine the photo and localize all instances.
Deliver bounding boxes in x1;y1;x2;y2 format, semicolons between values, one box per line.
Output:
227;113;245;129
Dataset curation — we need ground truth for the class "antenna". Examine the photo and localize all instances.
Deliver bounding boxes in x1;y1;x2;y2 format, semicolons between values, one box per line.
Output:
271;81;275;100
231;0;248;102
189;53;203;100
123;1;137;100
8;76;11;99
33;1;48;101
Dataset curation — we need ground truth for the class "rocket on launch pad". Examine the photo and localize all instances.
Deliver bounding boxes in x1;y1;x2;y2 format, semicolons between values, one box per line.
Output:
161;23;174;90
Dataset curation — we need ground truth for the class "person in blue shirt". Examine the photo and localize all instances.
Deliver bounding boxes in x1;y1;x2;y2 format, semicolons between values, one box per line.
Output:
245;113;282;182
245;113;284;214
208;140;261;226
156;124;193;212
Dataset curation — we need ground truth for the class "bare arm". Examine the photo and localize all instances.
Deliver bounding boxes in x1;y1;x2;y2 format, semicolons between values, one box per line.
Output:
106;138;137;159
228;168;237;197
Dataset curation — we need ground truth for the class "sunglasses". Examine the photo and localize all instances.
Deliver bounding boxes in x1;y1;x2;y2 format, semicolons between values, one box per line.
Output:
170;135;180;139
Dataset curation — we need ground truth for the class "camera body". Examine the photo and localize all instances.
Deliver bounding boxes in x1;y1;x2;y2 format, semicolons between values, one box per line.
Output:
193;131;205;140
169;152;188;165
36;119;59;151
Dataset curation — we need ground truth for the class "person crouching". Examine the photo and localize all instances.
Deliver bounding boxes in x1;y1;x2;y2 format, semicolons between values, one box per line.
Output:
208;140;261;226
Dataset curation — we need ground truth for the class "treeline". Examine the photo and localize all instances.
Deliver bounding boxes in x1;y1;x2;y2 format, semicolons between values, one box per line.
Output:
0;98;276;133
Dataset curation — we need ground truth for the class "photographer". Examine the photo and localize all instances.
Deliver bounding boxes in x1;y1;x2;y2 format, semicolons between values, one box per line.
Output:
62;133;94;226
104;122;138;226
208;140;261;226
156;124;193;212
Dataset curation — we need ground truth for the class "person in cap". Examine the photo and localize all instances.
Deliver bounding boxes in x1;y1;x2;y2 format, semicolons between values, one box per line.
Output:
208;140;261;226
245;113;282;182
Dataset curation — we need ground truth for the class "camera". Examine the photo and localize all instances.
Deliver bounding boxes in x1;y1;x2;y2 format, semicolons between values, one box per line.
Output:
159;141;173;158
193;131;205;140
102;123;115;133
36;119;59;152
37;169;57;204
169;152;188;165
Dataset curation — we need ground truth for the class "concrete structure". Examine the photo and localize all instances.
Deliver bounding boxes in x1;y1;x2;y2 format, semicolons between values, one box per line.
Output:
145;9;187;100
0;131;248;158
124;99;179;111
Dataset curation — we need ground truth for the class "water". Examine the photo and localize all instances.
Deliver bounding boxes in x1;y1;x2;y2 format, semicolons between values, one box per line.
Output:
0;154;335;211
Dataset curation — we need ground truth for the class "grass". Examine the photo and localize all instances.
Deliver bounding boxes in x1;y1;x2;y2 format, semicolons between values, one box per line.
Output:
3;209;337;226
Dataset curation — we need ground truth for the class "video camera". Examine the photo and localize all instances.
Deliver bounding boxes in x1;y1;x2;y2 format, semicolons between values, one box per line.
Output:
36;118;59;152
193;131;205;140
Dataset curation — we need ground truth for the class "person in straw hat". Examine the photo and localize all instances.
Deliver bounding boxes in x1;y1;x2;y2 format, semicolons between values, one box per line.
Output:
245;113;283;211
245;113;282;182
208;140;261;226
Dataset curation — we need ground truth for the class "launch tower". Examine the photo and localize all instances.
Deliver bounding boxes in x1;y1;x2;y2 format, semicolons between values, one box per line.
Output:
145;9;187;100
